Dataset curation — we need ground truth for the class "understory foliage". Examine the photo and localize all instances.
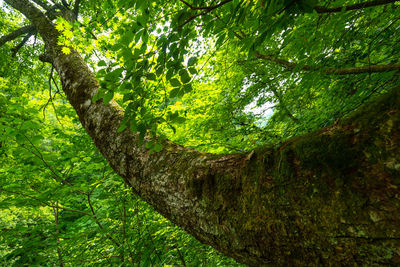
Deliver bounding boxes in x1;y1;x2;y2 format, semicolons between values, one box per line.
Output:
0;0;399;265
0;68;239;265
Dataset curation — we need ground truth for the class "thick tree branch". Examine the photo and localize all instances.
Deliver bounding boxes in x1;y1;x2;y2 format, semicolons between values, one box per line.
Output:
5;0;61;48
31;0;52;12
255;52;400;75
0;24;35;47
314;0;398;13
73;0;81;20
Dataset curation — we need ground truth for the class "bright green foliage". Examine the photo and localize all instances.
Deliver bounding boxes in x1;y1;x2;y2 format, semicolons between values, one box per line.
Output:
47;0;398;153
0;63;240;265
1;0;399;265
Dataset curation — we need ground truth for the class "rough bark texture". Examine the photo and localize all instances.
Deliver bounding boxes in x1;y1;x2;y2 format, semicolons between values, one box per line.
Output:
5;0;400;265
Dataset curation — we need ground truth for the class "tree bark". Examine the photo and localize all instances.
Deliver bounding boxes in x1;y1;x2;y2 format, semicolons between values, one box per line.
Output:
5;0;400;265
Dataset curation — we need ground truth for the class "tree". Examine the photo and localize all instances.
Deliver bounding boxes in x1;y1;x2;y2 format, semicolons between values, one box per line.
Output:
1;0;399;265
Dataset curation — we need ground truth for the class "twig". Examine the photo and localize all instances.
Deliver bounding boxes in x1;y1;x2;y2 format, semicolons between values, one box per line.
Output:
254;52;400;75
87;192;121;247
11;32;34;57
179;0;233;28
314;0;398;13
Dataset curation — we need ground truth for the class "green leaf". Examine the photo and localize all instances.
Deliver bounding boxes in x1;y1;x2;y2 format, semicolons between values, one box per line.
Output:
137;123;146;135
215;32;226;48
156;66;164;76
169;88;180;98
145;141;154;149
188;67;197;75
153;143;162;152
120;31;134;45
137;15;148;27
179;69;191;84
31;135;43;145
117;123;128;133
147;73;156;80
166;68;174;80
83;156;92;162
92;92;104;102
15;134;24;143
105;68;124;82
170;78;181;87
129;120;137;132
98;60;107;67
187;57;197;67
172;116;186;124
103;91;114;104
183;84;193;93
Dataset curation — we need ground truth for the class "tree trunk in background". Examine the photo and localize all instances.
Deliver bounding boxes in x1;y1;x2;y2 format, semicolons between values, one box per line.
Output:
5;0;400;265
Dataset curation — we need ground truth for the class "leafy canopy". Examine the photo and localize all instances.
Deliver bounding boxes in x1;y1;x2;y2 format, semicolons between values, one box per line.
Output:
38;0;399;153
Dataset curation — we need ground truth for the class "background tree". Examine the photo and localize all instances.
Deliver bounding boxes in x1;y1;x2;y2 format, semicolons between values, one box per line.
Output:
1;0;400;265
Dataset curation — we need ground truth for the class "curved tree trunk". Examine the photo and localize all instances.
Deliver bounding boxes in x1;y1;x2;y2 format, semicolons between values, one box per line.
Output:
5;0;400;265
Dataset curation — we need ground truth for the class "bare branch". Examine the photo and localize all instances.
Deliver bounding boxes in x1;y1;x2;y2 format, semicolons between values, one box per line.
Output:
0;25;35;47
314;0;398;13
87;193;121;247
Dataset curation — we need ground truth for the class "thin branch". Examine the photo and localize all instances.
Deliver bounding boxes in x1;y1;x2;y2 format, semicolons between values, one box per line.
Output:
314;0;398;13
325;64;400;74
61;0;70;8
0;188;91;216
20;139;69;186
11;31;34;57
0;25;35;47
269;86;299;123
18;133;86;195
254;52;400;75
173;244;186;266
179;0;233;10
52;202;64;267
87;193;121;247
179;0;233;27
42;67;66;130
